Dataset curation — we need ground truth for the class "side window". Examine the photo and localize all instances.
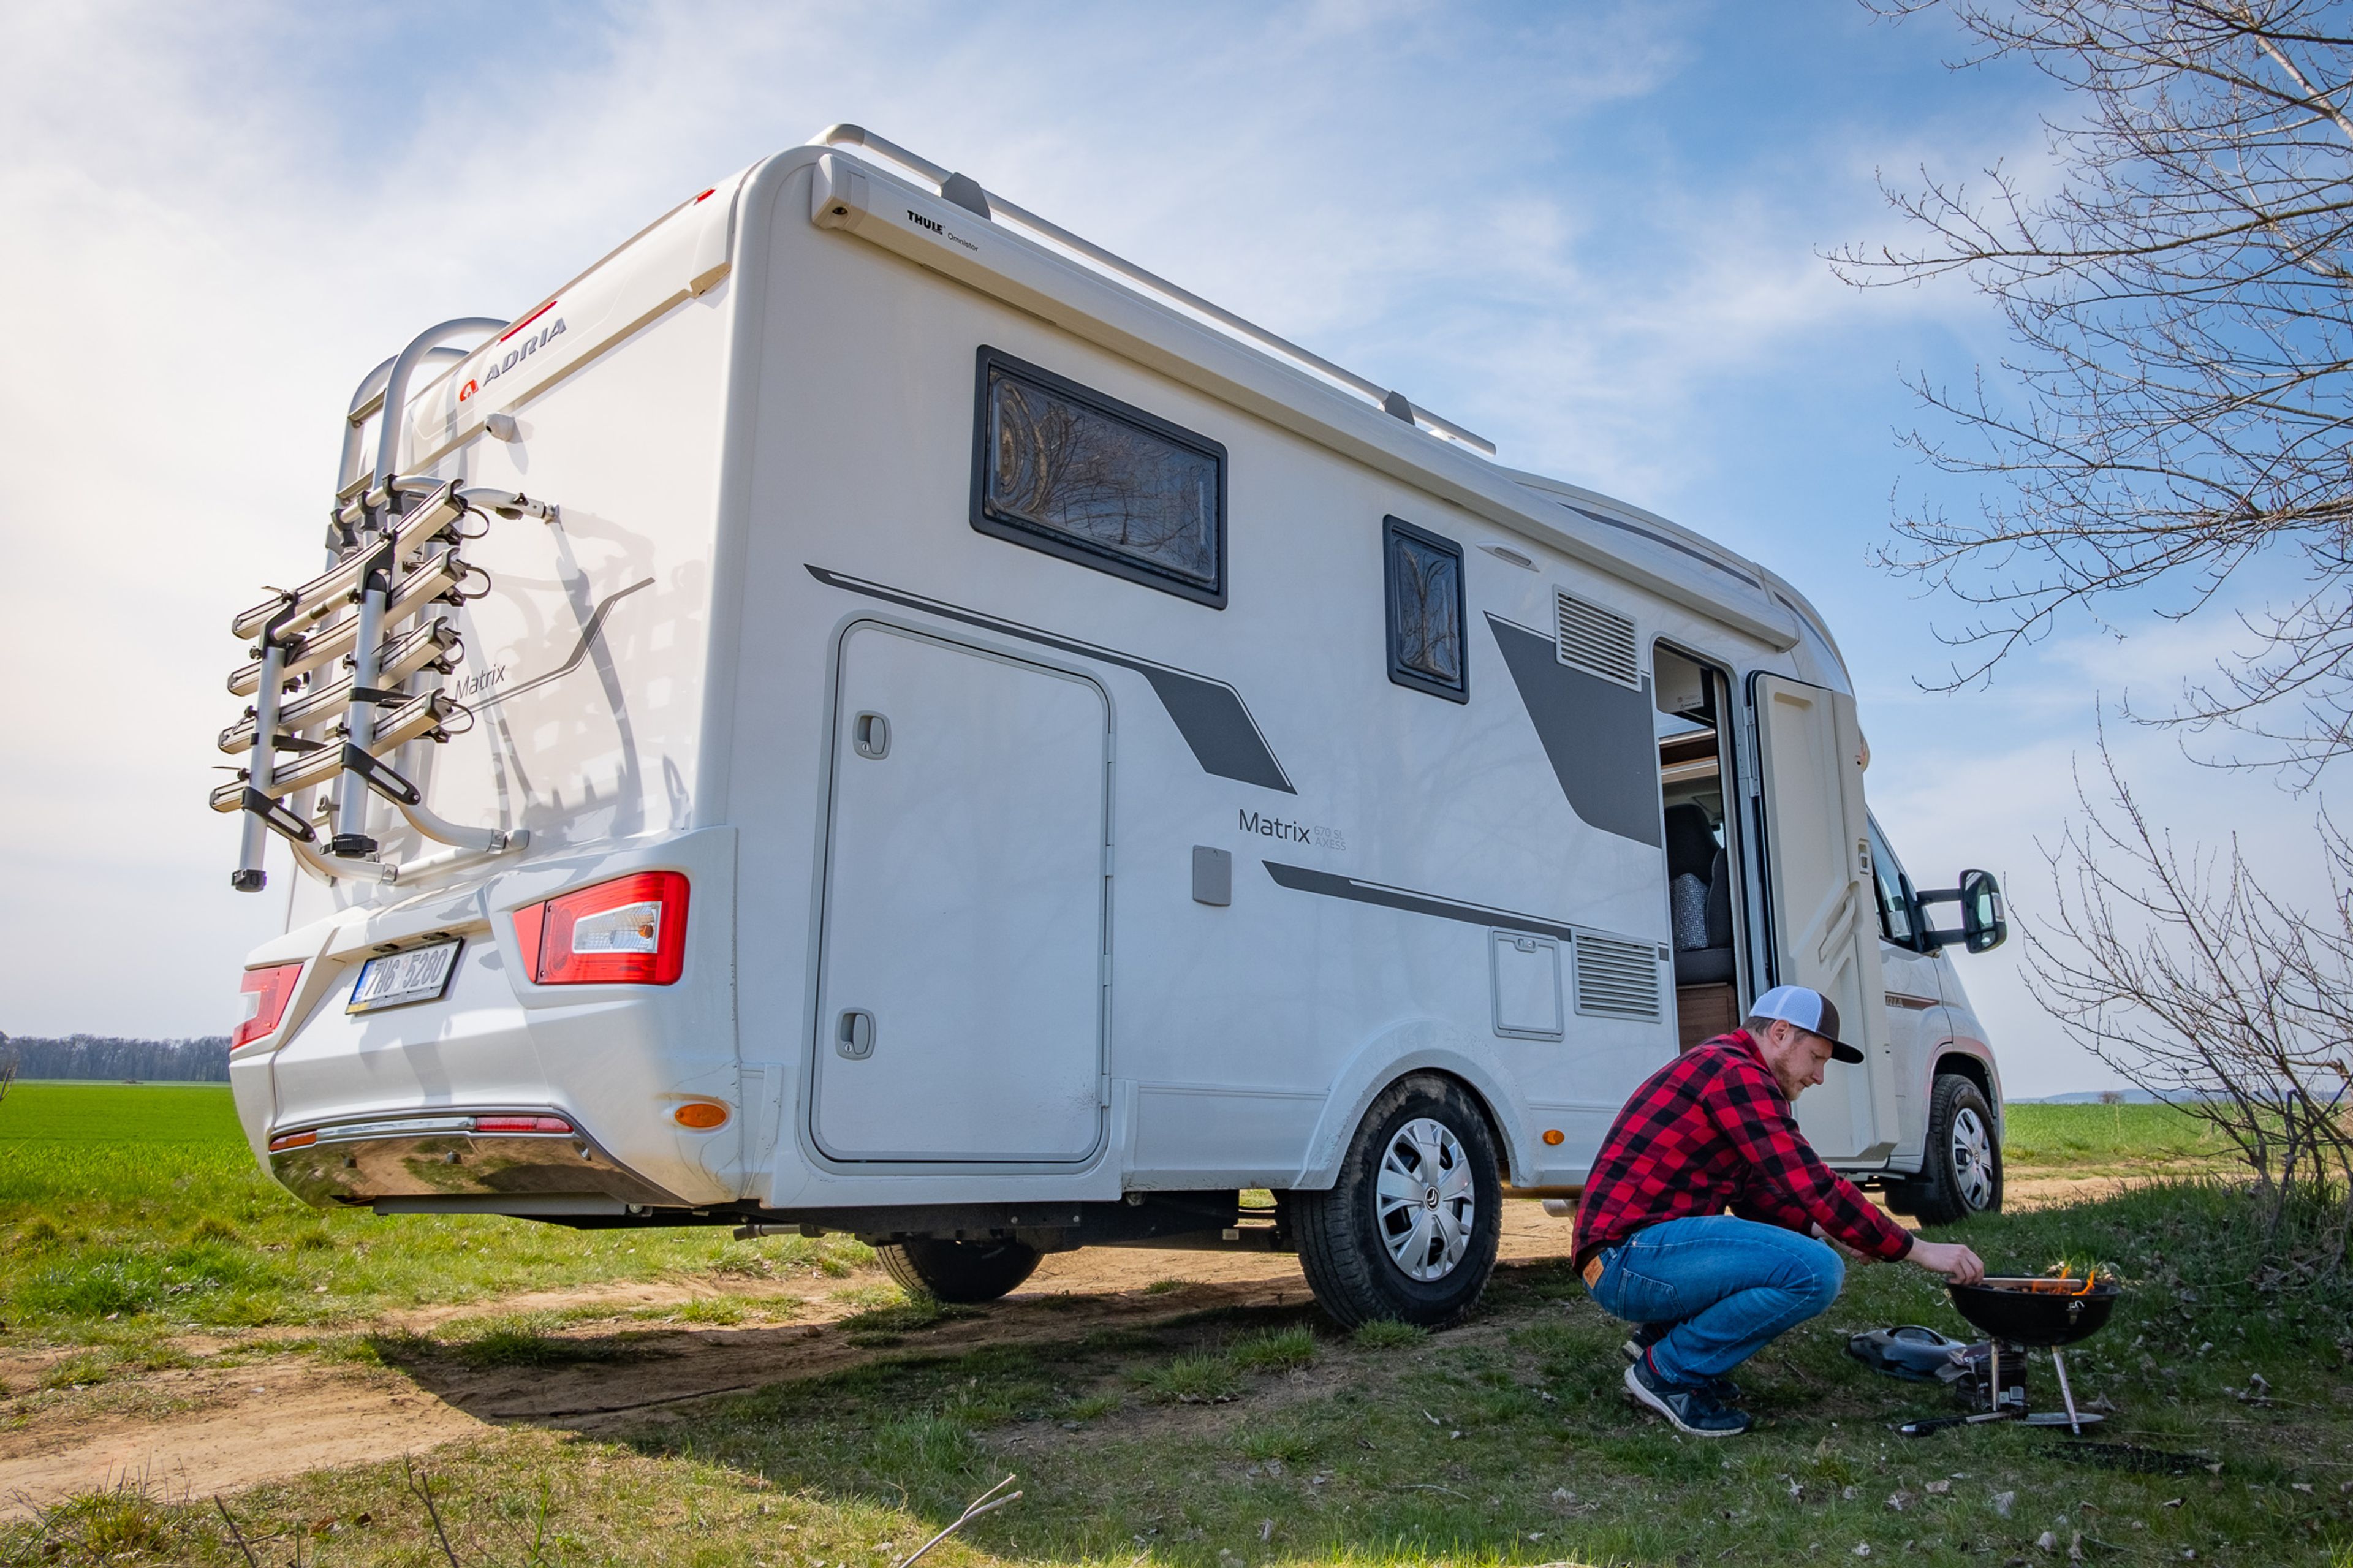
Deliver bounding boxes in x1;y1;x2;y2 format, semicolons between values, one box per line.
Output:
1384;516;1467;703
1865;817;1917;946
972;347;1227;608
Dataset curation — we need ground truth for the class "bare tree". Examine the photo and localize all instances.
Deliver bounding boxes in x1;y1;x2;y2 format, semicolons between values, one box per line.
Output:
2030;732;2353;1242
1835;1;2353;776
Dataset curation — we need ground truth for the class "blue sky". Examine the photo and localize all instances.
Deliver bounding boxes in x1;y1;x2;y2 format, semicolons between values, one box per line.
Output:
0;1;2315;1096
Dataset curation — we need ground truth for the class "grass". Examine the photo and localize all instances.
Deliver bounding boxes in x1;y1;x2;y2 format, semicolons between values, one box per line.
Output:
9;1088;2351;1563
2003;1101;2240;1175
0;1081;872;1348
18;1178;2353;1565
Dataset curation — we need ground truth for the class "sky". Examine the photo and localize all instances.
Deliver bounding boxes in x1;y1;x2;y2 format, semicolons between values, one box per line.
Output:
0;0;2332;1098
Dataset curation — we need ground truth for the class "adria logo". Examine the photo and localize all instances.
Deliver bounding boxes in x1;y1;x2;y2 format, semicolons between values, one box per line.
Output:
459;317;567;403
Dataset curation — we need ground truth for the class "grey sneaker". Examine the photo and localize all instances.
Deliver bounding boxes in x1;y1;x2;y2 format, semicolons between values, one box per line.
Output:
1624;1353;1752;1437
1620;1325;1739;1401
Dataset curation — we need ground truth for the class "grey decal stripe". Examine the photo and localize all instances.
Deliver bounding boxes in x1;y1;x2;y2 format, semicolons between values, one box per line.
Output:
806;564;1295;793
1262;860;1585;944
1487;614;1663;848
472;577;654;711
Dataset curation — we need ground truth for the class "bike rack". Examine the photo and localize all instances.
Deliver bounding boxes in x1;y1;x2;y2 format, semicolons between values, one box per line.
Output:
220;317;542;892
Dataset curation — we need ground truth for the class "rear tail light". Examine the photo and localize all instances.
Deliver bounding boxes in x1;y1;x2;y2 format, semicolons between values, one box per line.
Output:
512;872;689;985
233;963;304;1047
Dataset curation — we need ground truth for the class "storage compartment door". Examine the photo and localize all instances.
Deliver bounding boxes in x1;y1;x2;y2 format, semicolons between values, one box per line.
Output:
813;624;1109;1162
1749;673;1896;1162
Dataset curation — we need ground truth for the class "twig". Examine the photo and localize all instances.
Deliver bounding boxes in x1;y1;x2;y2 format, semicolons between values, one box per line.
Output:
406;1457;464;1568
1391;1483;1470;1498
211;1496;260;1568
893;1473;1020;1568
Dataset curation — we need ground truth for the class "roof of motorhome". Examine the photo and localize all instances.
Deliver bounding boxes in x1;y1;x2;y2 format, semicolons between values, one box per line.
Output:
802;129;1822;661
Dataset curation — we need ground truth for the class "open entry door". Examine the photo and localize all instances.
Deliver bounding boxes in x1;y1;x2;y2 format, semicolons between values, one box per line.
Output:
1749;673;1897;1163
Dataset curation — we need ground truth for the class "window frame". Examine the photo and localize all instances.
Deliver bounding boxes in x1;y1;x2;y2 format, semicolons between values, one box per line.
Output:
969;346;1229;609
1382;515;1469;703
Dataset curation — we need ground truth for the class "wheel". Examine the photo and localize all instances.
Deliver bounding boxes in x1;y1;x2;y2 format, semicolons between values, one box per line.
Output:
1887;1073;2003;1226
1290;1074;1502;1330
875;1237;1042;1303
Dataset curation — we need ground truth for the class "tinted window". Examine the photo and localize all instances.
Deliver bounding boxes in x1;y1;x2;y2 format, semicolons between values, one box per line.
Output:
974;350;1226;606
1384;516;1467;702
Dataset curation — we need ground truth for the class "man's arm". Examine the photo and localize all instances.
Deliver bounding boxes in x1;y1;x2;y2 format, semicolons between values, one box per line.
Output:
1706;1063;1915;1260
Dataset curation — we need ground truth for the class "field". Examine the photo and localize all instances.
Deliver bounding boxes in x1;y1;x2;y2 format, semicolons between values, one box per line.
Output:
1;1083;2347;1567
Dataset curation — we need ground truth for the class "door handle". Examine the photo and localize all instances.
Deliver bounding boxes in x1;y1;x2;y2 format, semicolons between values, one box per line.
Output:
835;1009;875;1059
852;711;890;760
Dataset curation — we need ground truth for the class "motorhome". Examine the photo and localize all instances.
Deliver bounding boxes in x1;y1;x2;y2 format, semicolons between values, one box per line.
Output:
218;127;2011;1328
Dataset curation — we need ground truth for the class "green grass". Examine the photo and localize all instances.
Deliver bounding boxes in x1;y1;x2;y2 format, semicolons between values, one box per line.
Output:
8;1178;2353;1564
2003;1100;2238;1172
0;1081;871;1347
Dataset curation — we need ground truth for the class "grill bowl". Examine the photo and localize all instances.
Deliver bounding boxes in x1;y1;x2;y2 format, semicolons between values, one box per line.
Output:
1947;1277;2121;1347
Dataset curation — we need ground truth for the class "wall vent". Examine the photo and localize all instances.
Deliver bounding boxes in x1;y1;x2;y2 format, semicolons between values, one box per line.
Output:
1573;933;1662;1020
1555;590;1640;689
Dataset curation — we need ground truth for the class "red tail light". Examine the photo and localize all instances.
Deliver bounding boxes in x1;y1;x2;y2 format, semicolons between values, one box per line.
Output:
512;872;689;986
233;963;304;1048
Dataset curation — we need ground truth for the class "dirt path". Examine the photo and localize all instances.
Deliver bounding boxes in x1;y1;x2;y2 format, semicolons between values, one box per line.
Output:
0;1175;2121;1513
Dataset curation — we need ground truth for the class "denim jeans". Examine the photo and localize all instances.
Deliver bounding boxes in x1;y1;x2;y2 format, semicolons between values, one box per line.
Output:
1588;1215;1844;1387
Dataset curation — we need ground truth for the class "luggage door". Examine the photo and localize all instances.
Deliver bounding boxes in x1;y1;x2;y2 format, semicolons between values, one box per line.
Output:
812;623;1109;1162
1748;673;1897;1162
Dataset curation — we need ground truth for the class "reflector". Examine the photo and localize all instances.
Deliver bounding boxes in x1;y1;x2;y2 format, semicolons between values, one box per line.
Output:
673;1102;729;1130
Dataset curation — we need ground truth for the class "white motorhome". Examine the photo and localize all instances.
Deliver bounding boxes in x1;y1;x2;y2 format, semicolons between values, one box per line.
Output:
218;127;2012;1327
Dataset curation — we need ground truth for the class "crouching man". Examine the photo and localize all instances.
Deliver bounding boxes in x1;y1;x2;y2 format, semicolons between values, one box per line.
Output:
1574;985;1985;1436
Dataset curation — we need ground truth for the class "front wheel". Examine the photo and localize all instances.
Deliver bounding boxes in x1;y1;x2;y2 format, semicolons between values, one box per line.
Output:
1291;1074;1502;1330
1887;1072;2003;1226
876;1237;1042;1303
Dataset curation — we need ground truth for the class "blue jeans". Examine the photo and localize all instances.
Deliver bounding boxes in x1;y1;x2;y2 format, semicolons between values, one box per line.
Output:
1588;1216;1844;1387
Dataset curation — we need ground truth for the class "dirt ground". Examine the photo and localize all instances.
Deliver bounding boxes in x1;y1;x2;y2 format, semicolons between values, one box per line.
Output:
0;1176;2118;1513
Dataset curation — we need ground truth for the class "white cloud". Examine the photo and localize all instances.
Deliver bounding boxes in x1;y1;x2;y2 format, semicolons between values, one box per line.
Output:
0;0;2094;1051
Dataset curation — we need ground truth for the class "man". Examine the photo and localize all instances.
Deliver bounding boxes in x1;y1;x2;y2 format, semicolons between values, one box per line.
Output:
1574;984;1985;1437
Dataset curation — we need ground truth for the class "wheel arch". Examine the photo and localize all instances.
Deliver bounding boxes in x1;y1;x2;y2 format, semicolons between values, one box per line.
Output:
1293;1021;1536;1191
1931;1044;2004;1142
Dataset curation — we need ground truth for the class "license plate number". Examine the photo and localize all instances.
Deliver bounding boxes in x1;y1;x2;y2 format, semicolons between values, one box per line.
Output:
347;940;463;1013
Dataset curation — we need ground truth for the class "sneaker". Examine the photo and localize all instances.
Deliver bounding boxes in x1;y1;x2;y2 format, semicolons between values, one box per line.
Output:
1619;1325;1740;1401
1624;1353;1752;1437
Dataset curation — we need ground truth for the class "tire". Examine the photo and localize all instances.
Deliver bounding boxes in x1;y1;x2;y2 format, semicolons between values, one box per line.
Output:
1291;1074;1502;1330
1887;1073;2003;1227
875;1237;1042;1303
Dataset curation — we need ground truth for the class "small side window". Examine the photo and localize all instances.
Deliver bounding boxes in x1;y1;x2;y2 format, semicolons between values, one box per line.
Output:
972;347;1227;607
1866;817;1918;947
1384;516;1468;703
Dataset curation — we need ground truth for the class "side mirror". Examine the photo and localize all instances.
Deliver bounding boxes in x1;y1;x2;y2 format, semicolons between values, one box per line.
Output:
1916;869;2007;955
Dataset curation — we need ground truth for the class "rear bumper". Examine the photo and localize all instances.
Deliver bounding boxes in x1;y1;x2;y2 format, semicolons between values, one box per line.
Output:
267;1107;686;1211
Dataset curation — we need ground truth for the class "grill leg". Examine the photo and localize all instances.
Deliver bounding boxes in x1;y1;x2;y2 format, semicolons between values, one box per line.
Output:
2051;1346;2082;1434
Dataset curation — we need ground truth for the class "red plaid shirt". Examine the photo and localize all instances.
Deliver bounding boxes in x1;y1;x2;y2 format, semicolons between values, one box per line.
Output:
1572;1029;1914;1267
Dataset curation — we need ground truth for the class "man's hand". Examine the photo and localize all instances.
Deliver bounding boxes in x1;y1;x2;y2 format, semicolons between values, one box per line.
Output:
1907;1238;1985;1284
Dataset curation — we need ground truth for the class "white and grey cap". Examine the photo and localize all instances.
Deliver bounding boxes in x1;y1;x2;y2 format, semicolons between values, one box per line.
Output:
1751;984;1864;1064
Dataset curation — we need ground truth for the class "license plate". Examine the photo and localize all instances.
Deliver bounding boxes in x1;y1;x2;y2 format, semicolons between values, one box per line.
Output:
347;939;463;1014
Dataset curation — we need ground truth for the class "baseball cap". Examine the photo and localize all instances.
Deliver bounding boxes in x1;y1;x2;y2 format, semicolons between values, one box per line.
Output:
1751;984;1864;1064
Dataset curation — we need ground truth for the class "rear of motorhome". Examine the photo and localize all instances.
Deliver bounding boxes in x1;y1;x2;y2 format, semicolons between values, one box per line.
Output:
217;127;2012;1326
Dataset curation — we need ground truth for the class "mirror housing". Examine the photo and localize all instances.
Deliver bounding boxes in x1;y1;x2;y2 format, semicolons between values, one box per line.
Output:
1917;869;2007;955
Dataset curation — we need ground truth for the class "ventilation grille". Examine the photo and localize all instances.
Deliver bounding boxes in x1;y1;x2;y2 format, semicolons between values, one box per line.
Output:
1574;933;1663;1020
1555;590;1640;689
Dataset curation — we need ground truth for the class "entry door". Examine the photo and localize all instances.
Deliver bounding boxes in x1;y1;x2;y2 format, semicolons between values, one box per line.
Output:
1749;673;1897;1162
813;623;1109;1162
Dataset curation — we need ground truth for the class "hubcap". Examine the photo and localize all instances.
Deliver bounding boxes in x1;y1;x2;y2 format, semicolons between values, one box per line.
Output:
1950;1105;1995;1210
1376;1117;1474;1282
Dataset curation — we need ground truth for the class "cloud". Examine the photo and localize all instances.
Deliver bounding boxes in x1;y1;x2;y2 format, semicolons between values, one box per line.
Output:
0;0;2084;1048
